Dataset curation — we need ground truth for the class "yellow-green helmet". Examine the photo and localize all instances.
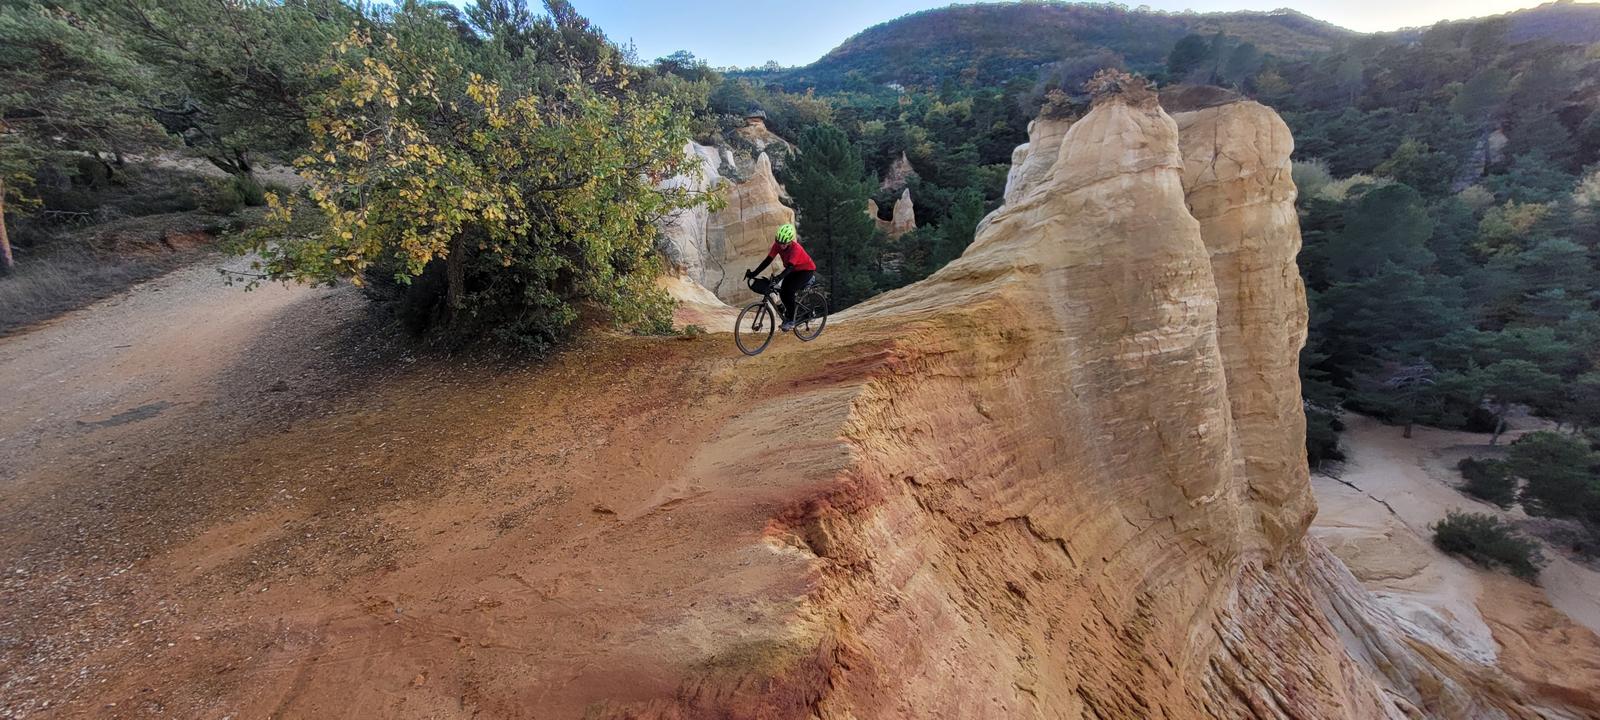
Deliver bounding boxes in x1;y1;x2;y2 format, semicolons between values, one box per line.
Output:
775;223;796;245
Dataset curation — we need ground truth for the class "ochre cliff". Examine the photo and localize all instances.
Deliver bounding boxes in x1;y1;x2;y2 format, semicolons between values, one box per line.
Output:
807;79;1398;719
43;85;1597;718
880;151;916;192
595;81;1587;718
708;152;794;300
866;188;917;238
1003;113;1073;204
1169;90;1315;556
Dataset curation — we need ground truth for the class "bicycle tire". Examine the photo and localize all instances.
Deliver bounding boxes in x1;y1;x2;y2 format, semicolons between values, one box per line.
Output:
793;289;828;342
735;301;776;355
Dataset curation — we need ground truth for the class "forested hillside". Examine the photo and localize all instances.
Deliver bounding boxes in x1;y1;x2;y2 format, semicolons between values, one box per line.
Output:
741;3;1353;89
697;1;1600;478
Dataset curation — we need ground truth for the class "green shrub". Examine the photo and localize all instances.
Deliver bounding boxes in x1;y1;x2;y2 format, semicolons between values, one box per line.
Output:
1508;432;1600;521
244;22;698;350
1431;511;1546;580
1305;408;1345;470
233;174;269;207
1458;457;1516;508
199;174;272;214
200;177;246;214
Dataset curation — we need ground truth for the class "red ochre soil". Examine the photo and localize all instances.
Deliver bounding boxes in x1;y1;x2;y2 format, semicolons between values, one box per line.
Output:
0;262;905;718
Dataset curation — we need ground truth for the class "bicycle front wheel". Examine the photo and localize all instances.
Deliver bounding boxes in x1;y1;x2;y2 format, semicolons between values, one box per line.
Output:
793;289;828;341
735;301;776;356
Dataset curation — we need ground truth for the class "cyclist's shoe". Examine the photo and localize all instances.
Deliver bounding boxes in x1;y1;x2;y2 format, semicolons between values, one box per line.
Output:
780;321;794;332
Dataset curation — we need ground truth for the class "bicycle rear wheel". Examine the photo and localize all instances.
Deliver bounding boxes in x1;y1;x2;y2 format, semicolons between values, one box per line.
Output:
793;289;828;341
735;302;776;355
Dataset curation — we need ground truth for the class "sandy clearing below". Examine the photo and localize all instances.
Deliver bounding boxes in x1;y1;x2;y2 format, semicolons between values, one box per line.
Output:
1312;414;1600;708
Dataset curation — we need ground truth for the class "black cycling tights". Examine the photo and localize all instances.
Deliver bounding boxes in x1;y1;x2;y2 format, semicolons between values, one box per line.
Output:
779;270;815;322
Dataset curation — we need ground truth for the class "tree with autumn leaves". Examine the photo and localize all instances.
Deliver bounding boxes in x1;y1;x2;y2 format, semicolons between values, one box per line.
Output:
238;2;710;348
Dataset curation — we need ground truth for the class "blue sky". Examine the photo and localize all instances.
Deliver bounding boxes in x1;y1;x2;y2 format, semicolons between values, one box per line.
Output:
564;0;1564;68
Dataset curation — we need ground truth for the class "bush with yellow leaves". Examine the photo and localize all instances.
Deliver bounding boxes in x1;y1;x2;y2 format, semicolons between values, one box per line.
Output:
240;10;711;349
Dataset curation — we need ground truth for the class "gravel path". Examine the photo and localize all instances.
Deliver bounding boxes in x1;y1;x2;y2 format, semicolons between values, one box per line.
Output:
0;256;388;717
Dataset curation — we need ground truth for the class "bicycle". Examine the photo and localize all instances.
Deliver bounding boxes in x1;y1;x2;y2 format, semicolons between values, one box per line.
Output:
734;273;829;356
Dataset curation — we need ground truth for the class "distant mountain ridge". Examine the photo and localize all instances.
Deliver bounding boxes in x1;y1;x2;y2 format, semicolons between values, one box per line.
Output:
745;1;1600;90
742;3;1355;89
1391;0;1600;45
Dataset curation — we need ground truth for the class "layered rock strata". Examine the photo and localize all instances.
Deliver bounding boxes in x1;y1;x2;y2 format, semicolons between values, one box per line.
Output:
658;144;796;304
604;84;1582;717
814;81;1399;718
1169;91;1315;555
1003;113;1074;204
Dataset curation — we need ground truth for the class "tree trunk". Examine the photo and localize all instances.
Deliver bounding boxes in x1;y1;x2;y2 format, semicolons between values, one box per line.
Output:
1490;413;1506;446
0;179;13;276
202;147;254;176
446;233;466;323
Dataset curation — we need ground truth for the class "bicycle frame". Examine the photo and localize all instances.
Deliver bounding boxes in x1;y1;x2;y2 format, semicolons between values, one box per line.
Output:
749;275;787;324
763;292;784;322
736;272;826;355
751;274;821;317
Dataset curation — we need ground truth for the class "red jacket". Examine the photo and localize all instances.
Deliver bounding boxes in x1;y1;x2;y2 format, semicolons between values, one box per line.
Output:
768;241;817;271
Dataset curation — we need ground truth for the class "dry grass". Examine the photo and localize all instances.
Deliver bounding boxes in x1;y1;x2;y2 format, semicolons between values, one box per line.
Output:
0;240;206;336
1;158;269;336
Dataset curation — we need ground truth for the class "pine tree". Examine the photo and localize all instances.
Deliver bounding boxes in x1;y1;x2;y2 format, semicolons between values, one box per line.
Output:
1507;431;1600;519
784;125;879;307
93;0;355;175
1474;360;1562;444
1327;184;1436;282
0;0;167;273
1166;34;1210;80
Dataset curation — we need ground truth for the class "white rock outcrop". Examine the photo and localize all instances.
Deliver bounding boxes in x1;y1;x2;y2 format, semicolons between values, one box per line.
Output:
657;144;796;304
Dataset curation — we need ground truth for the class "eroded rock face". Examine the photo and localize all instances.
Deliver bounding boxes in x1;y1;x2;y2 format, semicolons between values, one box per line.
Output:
1002;115;1073;204
866;189;917;238
880;151;915;192
1171;96;1315;555
811;86;1398;719
706;152;794;301
656;142;724;286
733;116;796;172
657;145;796;304
889;188;916;236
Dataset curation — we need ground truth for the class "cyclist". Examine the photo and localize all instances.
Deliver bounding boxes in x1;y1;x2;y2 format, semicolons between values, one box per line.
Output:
745;223;817;332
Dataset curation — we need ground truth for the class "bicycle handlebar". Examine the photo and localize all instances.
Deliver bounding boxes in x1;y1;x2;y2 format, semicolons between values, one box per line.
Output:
747;273;783;294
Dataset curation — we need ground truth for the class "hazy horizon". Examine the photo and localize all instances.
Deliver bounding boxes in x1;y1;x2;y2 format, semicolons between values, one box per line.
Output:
565;0;1589;68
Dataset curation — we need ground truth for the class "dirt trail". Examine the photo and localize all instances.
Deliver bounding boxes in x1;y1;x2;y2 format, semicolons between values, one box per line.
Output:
1312;414;1600;707
1;258;400;716
0;257;870;718
0;257;345;499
